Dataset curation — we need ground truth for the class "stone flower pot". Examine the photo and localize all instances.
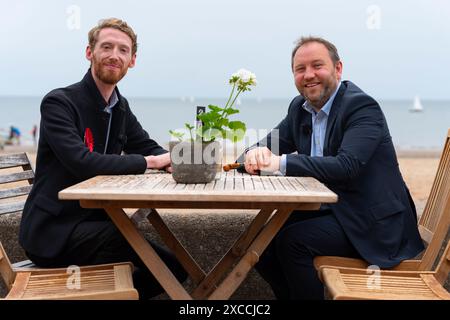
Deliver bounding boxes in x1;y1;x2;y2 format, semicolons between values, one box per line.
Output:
169;140;222;184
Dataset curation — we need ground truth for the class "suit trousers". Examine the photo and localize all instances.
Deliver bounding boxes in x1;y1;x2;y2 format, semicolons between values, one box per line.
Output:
26;219;188;300
255;209;361;300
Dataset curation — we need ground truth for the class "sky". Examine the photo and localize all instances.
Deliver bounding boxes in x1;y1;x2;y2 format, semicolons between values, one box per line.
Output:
1;0;450;100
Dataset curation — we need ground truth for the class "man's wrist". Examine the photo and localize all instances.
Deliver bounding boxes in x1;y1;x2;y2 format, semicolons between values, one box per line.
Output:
279;154;287;175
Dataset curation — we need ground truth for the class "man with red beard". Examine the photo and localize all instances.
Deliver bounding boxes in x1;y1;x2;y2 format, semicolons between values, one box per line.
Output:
19;18;187;299
238;37;424;299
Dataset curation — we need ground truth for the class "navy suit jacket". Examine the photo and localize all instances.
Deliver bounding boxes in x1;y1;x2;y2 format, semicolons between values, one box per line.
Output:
250;81;424;267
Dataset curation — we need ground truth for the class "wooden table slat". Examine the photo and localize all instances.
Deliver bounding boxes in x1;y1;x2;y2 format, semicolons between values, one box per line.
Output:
234;173;244;191
289;177;307;191
204;179;216;191
250;175;264;191
162;178;178;191
269;176;285;191
242;174;254;191
213;174;226;191
194;183;206;191
185;183;197;191
279;177;295;191
259;176;274;191
224;172;235;191
299;177;330;193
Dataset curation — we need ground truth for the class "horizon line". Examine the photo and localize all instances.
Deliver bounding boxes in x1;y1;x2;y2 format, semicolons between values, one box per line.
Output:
0;95;449;102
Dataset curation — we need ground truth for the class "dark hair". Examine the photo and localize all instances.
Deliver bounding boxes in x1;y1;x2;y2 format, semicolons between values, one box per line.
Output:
88;18;138;55
291;36;340;69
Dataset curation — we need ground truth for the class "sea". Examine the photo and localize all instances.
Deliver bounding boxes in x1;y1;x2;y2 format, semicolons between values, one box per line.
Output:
0;96;448;151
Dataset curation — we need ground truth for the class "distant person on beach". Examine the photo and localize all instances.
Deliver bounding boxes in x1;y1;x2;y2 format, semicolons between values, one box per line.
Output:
31;124;38;145
0;129;4;150
19;18;187;299
8;125;21;145
238;36;424;299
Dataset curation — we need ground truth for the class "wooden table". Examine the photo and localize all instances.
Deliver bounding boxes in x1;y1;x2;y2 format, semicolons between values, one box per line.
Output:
59;170;337;300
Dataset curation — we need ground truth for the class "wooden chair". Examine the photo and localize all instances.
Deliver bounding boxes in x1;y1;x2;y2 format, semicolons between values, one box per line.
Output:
314;129;450;273
0;241;138;300
0;153;139;299
0;153;34;217
1;153;36;267
320;240;450;299
317;129;450;299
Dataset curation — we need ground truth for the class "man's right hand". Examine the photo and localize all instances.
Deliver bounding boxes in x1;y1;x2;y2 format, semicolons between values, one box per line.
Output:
244;147;281;175
145;153;172;172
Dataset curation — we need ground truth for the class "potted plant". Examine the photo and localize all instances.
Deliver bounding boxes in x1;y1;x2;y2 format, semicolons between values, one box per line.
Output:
169;69;257;183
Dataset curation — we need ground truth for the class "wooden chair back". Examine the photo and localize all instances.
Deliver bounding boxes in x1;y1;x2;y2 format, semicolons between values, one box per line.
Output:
417;129;450;271
0;153;34;216
0;241;15;290
0;153;34;288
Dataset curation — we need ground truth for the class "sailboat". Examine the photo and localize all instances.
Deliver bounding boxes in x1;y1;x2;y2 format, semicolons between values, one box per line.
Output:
410;95;424;112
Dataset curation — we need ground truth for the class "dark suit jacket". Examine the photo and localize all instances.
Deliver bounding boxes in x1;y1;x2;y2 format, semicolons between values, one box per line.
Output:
19;70;167;259
246;81;424;268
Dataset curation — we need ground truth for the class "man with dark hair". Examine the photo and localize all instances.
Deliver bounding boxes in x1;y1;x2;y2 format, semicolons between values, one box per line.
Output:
241;36;424;299
19;18;187;299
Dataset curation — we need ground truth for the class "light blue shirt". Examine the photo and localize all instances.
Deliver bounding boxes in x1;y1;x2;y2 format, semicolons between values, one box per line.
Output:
279;83;340;175
103;90;119;154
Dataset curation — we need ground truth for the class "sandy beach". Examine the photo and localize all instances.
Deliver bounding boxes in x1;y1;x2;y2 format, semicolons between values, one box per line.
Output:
0;144;440;216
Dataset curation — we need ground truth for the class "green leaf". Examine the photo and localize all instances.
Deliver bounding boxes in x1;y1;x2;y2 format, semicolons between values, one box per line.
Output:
169;130;185;141
227;121;246;131
200;127;222;141
198;111;220;123
216;118;229;128
225;128;246;142
184;123;194;130
207;105;223;112
224;107;239;115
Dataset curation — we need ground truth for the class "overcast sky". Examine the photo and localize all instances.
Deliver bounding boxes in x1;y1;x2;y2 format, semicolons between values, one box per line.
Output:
1;0;450;100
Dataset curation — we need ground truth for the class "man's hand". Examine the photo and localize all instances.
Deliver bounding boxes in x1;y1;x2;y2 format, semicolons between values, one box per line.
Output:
145;153;172;173
244;147;281;174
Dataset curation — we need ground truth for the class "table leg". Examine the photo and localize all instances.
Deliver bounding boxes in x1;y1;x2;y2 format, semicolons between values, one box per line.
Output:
104;207;192;300
191;208;274;299
208;206;294;300
145;209;206;285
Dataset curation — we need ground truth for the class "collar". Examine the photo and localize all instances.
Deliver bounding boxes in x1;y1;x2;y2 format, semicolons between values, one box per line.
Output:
104;90;119;113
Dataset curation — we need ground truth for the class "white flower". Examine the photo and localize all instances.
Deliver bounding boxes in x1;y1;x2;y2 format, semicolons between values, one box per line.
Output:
230;68;257;88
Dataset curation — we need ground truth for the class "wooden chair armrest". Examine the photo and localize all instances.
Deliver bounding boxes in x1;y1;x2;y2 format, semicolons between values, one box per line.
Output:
317;259;424;282
314;256;369;270
389;260;421;271
14;261;135;273
314;256;422;272
319;265;434;281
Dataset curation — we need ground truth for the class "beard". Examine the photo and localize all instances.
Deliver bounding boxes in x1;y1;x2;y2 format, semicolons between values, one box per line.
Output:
300;73;338;109
304;84;333;108
91;54;128;85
